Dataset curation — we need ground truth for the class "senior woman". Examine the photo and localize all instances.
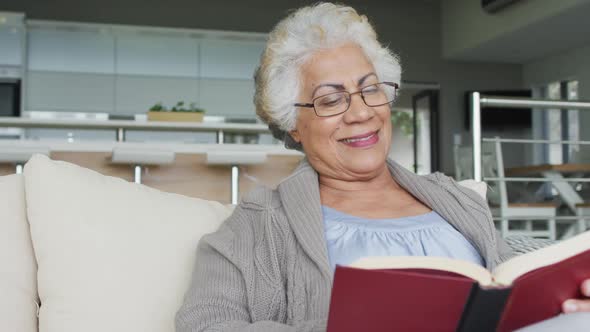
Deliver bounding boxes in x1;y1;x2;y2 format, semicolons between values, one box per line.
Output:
177;3;590;331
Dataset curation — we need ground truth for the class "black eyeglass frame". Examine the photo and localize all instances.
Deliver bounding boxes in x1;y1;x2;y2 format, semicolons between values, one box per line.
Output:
293;82;399;117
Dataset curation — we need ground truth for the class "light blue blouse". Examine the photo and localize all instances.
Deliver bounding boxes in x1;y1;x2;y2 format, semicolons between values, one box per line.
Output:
322;206;484;270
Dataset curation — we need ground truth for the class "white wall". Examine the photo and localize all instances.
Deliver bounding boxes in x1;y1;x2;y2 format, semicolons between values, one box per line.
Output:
441;0;588;59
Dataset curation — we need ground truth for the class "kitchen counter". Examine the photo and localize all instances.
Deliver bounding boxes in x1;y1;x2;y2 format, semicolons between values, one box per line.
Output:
0;139;303;203
0;117;270;134
0;139;300;155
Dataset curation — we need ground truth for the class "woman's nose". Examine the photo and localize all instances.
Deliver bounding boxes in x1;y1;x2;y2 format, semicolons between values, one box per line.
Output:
343;93;374;123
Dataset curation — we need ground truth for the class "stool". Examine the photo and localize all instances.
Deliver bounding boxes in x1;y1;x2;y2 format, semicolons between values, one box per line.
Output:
111;148;175;184
0;145;51;173
206;151;267;204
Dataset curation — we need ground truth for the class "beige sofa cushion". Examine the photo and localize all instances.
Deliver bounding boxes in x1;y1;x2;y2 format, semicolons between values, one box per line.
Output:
458;179;487;200
23;155;232;332
0;174;39;332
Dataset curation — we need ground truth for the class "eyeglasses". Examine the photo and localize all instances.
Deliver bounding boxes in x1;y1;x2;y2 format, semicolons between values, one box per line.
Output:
294;82;399;117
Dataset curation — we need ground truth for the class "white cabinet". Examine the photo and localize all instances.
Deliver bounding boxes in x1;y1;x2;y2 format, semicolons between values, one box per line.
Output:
0;12;24;67
0;26;22;66
24;21;267;120
113;34;199;114
116;34;198;77
26;71;114;112
199;78;255;118
28;28;115;73
200;39;265;80
26;27;115;113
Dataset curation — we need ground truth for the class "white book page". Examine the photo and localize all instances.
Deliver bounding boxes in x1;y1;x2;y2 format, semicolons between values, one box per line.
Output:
492;231;590;285
349;256;493;286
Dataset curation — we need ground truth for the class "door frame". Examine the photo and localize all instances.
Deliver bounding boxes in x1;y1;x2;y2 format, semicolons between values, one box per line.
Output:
411;89;440;173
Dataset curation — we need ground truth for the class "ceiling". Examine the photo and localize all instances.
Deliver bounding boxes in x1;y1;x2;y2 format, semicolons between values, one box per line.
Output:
451;1;590;64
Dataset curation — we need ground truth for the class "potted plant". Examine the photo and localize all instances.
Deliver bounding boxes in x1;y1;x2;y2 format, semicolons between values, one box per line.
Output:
147;101;205;122
391;111;413;136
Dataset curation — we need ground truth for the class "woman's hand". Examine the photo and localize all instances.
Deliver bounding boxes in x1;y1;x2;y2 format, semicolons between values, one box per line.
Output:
562;279;590;313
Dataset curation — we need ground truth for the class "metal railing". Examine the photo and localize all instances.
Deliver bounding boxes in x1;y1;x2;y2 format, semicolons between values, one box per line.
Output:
479;137;590;183
481;137;590;145
469;93;590;181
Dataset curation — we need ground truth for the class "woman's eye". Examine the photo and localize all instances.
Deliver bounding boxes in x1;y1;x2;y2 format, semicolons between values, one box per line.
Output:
363;86;379;94
318;95;344;107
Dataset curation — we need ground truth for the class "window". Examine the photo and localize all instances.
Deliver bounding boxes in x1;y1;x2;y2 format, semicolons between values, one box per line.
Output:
536;80;580;165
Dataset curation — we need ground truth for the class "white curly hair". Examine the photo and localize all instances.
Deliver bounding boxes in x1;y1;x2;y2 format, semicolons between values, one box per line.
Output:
253;2;402;149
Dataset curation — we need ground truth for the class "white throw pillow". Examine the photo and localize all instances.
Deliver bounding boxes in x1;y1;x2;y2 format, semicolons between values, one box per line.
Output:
23;154;232;332
0;174;39;332
458;179;488;200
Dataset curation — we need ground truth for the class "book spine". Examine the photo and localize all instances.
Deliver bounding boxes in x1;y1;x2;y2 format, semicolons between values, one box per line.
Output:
456;283;512;332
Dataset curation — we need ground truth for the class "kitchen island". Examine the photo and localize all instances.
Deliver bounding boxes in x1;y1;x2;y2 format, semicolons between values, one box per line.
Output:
0;139;303;204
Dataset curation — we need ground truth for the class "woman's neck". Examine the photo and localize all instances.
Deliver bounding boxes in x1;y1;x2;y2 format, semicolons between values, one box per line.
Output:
318;163;431;219
318;164;399;203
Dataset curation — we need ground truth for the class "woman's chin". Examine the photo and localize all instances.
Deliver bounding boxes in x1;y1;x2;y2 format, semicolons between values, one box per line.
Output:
341;154;387;176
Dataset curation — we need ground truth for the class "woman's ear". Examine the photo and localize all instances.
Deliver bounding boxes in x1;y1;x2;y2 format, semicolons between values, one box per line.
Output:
290;129;301;143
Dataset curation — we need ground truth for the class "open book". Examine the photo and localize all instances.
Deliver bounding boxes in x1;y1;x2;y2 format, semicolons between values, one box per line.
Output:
327;231;590;332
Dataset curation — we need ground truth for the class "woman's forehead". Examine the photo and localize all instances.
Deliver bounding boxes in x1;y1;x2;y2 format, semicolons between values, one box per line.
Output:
305;44;372;69
301;45;376;87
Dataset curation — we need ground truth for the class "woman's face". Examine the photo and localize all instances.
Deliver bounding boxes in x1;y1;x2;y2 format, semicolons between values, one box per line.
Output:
291;43;393;181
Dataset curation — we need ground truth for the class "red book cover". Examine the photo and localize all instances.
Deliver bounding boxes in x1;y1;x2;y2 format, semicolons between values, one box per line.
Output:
327;268;475;332
327;249;590;332
497;250;590;331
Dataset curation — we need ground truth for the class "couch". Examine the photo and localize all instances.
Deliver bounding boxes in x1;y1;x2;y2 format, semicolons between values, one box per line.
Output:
0;154;549;332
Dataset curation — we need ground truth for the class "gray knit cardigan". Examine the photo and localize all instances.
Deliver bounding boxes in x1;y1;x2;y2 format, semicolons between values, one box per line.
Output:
176;159;515;332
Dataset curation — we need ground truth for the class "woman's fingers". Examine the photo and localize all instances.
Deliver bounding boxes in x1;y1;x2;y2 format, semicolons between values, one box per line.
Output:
562;279;590;313
562;299;590;313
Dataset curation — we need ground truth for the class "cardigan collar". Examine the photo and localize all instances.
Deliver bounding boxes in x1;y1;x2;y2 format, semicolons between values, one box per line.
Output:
277;158;500;279
278;159;332;279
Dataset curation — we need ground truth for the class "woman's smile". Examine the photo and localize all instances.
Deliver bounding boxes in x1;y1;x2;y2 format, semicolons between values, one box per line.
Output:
339;130;380;148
